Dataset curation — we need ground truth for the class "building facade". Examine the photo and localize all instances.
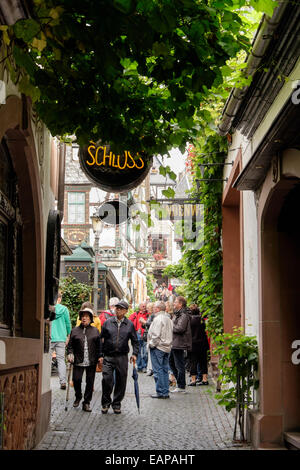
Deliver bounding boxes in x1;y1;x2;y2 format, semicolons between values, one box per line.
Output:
0;4;66;448
220;2;300;449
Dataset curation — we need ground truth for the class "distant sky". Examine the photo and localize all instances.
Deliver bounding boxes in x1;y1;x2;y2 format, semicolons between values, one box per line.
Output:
159;147;187;175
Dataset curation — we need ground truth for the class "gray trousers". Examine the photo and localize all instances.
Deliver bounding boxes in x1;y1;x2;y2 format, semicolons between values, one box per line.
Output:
147;343;152;372
101;354;128;409
50;342;67;385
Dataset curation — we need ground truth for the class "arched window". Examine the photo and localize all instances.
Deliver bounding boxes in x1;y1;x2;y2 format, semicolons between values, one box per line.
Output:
0;138;23;336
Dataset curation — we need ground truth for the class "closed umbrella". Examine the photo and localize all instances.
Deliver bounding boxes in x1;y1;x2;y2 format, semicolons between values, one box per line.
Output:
132;365;140;414
65;363;73;411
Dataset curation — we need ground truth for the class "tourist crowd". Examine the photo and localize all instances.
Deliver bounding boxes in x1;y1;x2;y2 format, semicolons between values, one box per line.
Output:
50;292;210;413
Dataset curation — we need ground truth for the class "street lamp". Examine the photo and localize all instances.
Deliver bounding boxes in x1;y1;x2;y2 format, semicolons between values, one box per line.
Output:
91;213;103;313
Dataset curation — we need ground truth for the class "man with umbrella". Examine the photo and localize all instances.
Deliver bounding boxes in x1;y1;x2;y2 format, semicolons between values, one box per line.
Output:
99;300;139;414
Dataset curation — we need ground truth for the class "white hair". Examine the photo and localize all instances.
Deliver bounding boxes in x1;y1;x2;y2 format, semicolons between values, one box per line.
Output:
154;301;166;311
109;297;119;306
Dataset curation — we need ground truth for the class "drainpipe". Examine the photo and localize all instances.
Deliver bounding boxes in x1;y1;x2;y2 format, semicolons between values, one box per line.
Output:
57;141;66;220
218;1;288;136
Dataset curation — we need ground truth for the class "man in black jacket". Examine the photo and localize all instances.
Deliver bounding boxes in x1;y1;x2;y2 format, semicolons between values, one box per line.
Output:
67;308;101;412
169;296;192;393
99;300;139;414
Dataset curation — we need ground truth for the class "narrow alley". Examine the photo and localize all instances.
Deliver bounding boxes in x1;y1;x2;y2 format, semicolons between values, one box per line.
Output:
35;368;250;451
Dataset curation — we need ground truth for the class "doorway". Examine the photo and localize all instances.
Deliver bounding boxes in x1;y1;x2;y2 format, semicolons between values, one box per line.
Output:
259;176;300;446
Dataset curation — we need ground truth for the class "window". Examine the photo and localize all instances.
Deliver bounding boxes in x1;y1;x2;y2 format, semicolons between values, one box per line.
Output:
68;192;85;223
0;139;23;335
72;145;79;161
151;236;167;258
0;220;8;326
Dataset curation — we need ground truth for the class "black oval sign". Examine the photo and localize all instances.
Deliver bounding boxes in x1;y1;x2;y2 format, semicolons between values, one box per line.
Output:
79;142;152;193
98;200;129;225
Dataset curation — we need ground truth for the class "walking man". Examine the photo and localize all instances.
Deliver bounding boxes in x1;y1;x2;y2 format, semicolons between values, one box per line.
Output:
50;293;71;390
99;300;139;414
67;307;101;412
169;296;192;393
148;301;173;399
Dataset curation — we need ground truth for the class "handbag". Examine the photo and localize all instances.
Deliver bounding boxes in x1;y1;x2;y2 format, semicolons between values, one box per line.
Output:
96;361;103;373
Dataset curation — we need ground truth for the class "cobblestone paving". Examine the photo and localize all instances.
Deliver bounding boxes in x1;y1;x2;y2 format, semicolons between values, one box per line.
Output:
35;367;251;451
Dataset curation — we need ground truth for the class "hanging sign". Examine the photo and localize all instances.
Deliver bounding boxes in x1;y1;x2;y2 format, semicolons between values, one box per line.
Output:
79;141;152;193
98;200;129;225
158;203;202;220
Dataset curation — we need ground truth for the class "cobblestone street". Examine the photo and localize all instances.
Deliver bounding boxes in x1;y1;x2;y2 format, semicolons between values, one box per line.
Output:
35;365;251;451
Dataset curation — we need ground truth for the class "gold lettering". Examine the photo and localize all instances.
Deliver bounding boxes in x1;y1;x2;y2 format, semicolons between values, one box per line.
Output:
95;146;104;166
86;144;96;166
118;153;128;170
102;146;112;166
86;143;145;172
126;151;136;169
135;154;145;169
112;153;119;168
185;206;191;217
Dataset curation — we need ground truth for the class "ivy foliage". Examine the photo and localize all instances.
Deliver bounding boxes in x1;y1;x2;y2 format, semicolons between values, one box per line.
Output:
146;273;156;302
214;328;259;412
163;129;226;338
0;0;277;154
59;275;92;326
161;1;278;337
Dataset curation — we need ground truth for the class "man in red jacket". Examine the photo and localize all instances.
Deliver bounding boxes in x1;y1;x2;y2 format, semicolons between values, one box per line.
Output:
129;302;148;372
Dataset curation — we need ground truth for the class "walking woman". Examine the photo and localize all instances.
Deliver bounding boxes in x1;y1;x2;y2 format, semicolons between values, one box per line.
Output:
67;308;101;411
188;304;210;386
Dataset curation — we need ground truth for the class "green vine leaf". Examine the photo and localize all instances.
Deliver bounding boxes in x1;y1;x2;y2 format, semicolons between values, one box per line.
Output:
13;19;40;42
162;187;175;199
3;0;268;154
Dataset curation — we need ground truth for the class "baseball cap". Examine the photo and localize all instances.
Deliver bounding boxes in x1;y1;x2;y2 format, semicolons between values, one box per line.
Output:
115;300;129;310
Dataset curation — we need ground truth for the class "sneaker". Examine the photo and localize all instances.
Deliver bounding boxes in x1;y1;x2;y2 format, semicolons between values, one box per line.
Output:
188;382;197;387
170;387;187;394
146;370;153;376
101;406;109;414
198;381;209;386
113;408;121;414
150;394;169;399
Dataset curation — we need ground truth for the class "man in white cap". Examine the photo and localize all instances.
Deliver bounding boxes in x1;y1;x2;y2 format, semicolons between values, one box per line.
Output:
67;307;101;412
99;300;139;414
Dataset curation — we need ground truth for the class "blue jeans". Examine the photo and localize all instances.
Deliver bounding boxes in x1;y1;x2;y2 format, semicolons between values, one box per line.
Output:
136;332;148;370
169;349;186;389
150;348;170;397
